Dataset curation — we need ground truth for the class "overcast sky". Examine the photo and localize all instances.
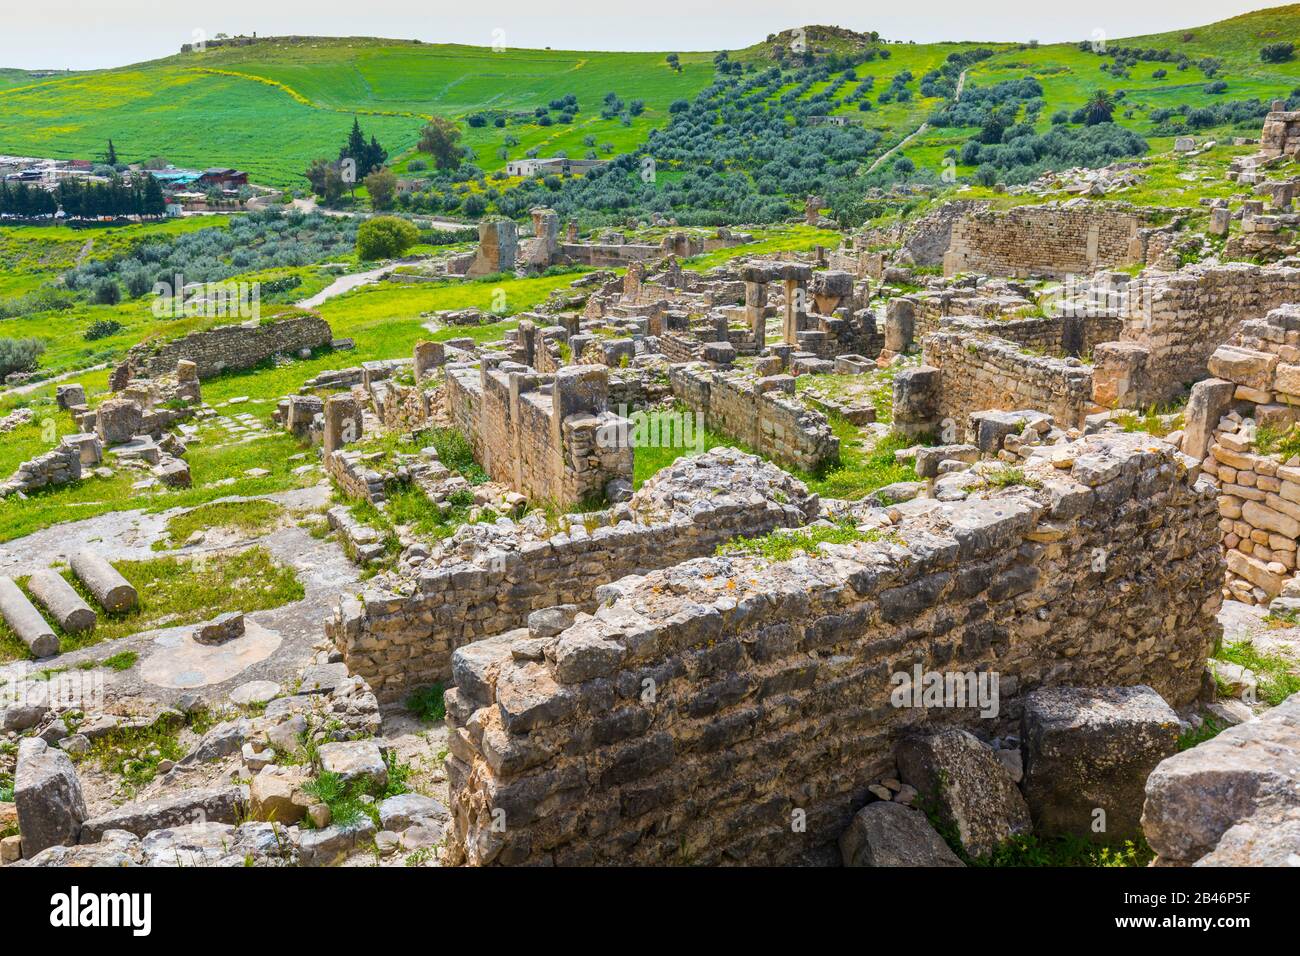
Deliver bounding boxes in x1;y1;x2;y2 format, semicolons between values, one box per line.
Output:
0;0;1274;71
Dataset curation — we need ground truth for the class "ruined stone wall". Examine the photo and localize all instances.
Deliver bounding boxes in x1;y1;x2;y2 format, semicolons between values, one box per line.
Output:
445;364;485;463
1093;262;1300;408
670;364;839;472
441;434;1222;865
327;491;812;702
118;315;333;382
943;202;1152;278
1260;108;1300;159
0;442;82;498
445;361;632;508
1188;306;1300;603
561;243;662;267
921;331;1096;434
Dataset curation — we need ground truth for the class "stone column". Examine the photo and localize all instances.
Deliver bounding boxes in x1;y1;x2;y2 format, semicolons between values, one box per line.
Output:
884;299;916;355
773;263;812;347
324;394;361;454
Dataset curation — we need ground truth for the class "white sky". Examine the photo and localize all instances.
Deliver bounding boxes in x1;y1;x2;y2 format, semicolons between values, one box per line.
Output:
0;0;1275;71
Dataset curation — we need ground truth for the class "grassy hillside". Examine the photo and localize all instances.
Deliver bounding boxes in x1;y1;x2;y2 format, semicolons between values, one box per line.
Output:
0;38;715;188
1;8;1300;204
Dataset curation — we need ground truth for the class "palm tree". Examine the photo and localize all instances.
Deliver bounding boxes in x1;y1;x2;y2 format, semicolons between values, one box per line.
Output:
1083;90;1115;126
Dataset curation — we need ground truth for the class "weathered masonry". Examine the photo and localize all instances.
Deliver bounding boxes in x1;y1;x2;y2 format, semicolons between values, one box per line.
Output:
326;450;818;702
669;363;840;472
114;314;333;384
1090;262;1300;409
442;434;1223;865
892;315;1098;437
943;202;1157;278
444;359;633;508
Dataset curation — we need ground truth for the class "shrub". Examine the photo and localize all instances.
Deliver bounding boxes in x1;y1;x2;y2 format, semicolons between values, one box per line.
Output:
84;318;123;341
0;337;45;378
1261;42;1294;64
355;216;420;261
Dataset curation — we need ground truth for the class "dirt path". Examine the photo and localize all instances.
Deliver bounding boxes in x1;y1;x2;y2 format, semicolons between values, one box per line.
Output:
866;68;966;175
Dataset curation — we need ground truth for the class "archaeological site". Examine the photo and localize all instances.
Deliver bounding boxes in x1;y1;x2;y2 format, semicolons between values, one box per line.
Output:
0;7;1296;929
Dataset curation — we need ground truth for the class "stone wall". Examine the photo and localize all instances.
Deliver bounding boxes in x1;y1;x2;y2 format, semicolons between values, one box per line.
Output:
1090;262;1300;409
1260;108;1300;159
1186;306;1300;603
445;359;632;508
441;433;1222;865
669;363;839;472
943;202;1154;278
116;315;333;383
914;329;1096;436
326;449;817;701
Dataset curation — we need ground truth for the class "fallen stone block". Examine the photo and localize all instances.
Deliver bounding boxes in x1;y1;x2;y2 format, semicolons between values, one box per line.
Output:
249;765;310;824
1142;692;1300;865
79;786;247;843
317;740;387;789
839;801;965;867
297;818;377;866
194;611;245;646
14;737;87;855
1021;685;1179;842
896;728;1031;859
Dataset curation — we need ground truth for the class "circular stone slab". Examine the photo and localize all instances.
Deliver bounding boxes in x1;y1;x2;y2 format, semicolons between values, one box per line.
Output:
141;619;282;690
230;680;282;706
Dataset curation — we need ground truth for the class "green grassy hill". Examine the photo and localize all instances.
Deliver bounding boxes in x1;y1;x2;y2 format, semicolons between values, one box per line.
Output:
2;8;1300;198
0;37;716;187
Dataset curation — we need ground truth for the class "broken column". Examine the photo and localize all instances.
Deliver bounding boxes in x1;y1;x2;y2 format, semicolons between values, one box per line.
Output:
27;569;96;635
740;264;771;350
69;550;138;614
892;365;943;438
323;394;362;454
804;194;822;226
0;577;59;658
883;298;915;356
623;261;644;300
